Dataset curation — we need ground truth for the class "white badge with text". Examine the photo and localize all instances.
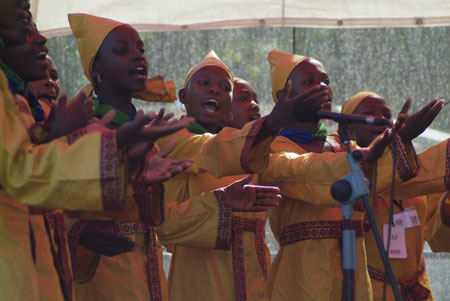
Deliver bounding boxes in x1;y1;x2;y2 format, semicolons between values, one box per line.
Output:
383;224;407;259
393;207;420;229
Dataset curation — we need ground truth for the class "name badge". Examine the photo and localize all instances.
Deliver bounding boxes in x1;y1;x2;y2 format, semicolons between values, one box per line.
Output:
393;207;420;229
383;224;407;259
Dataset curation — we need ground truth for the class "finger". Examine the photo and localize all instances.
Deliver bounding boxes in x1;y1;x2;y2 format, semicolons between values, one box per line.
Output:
248;207;271;212
255;191;282;199
254;199;280;207
158;139;178;158
393;114;405;131
284;80;292;100
167;161;193;173
130;112;155;131
399;98;412;115
135;109;145;120
247;184;280;193
291;85;321;103
100;110;116;126
57;93;68;108
425;99;444;121
163;112;174;121
141;118;194;139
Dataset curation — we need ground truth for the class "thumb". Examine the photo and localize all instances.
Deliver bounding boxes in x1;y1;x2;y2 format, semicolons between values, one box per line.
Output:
237;174;254;187
399;98;412;115
158;139;178;158
57;93;68;108
100;110;116;126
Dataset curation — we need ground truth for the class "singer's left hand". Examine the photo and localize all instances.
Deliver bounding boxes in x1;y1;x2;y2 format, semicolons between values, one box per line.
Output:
396;98;444;142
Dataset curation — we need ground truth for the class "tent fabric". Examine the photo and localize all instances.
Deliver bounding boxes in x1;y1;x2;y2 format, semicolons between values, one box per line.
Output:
31;0;450;38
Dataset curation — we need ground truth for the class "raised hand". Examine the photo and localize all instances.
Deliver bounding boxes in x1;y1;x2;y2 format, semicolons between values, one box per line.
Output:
84;110;116;135
116;109;194;149
143;140;194;184
256;84;330;143
225;175;281;212
397;98;444;142
79;220;137;257
43;91;95;142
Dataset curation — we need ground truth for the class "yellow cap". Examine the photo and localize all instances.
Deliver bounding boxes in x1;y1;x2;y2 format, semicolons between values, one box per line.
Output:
341;92;379;114
183;50;233;88
69;13;124;83
268;49;309;102
69;13;176;103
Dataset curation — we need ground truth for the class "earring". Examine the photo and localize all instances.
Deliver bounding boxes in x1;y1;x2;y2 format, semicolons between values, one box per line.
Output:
224;112;234;122
180;104;186;113
96;74;102;86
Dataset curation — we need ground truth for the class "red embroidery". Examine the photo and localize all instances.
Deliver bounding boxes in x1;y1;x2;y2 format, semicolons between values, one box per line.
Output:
131;151;165;226
67;128;87;145
107;221;148;235
368;256;430;300
389;134;418;181
445;139;450;190
231;217;268;300
145;227;162;301
232;217;247;301
68;220;89;260
255;219;268;281
279;220;364;246
46;212;73;301
100;132;124;210
240;116;267;174
213;188;233;250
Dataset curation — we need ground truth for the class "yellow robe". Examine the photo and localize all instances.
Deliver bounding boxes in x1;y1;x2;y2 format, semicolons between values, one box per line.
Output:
0;69;126;300
15;94;74;301
68;185;231;301
427;192;450;252
364;194;444;301
261;133;449;301
164;172;270;301
261;135;373;301
69;117;272;300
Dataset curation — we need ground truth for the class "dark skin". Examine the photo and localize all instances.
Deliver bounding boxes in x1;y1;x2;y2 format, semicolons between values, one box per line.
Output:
179;66;233;134
80;25;198;256
350;95;445;147
91;24;148;115
221;79;261;129
0;0;32;46
0;28;49;82
276;59;334;154
28;55;61;104
349;95;392;147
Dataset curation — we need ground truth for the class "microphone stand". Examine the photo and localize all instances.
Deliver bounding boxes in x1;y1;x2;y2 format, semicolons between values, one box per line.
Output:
331;122;402;301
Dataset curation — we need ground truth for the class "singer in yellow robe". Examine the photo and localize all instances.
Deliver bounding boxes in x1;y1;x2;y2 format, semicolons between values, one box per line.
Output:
0;70;127;301
340;91;450;301
65;13;273;301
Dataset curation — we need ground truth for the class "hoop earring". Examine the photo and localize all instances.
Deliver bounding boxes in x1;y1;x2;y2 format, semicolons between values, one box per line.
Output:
224;112;234;122
180;104;186;113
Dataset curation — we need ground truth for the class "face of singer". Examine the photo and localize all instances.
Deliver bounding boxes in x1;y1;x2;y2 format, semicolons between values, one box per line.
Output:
223;79;260;129
284;58;333;112
350;95;392;147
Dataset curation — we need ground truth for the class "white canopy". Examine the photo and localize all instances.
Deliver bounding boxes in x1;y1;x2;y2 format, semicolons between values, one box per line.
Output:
31;0;450;37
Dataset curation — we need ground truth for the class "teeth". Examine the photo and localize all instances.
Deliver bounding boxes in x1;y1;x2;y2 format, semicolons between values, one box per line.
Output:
203;99;219;107
35;51;47;59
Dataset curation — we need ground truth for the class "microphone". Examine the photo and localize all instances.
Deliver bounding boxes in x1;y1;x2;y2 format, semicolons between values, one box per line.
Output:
316;111;392;127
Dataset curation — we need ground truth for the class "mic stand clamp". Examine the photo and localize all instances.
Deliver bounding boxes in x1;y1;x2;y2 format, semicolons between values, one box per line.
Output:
330;122;402;301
